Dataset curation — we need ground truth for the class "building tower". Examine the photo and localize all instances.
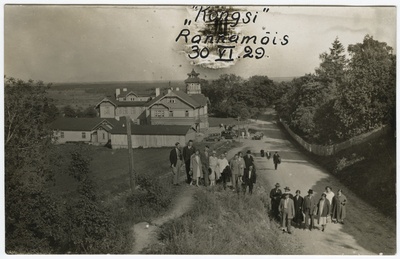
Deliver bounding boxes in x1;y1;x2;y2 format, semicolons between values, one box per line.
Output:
185;69;201;95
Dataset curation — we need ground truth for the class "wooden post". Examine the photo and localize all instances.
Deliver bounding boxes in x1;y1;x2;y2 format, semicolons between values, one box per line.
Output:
126;116;135;193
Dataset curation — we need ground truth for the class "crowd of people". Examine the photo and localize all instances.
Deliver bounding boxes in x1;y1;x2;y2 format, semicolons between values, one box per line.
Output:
270;184;347;234
170;140;348;234
169;140;262;194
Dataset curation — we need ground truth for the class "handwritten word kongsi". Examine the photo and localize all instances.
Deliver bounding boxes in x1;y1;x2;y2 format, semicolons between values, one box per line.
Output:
175;6;290;62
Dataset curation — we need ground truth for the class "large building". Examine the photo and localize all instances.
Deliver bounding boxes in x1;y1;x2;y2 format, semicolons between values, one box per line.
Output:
95;69;209;129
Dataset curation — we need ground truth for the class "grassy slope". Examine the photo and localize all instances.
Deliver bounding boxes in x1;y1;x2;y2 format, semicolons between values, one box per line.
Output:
279;124;396;219
144;166;303;254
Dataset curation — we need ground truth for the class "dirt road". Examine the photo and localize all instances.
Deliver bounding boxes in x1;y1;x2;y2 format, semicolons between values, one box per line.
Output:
244;111;396;255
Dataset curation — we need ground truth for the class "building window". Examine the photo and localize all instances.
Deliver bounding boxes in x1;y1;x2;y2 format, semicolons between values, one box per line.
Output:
168;98;176;103
82;132;86;139
169;110;174;117
102;133;105;139
60;132;64;138
185;110;189;117
105;106;110;115
155;110;164;117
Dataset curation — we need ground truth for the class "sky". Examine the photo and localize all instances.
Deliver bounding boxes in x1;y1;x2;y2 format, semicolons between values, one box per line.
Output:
4;5;397;83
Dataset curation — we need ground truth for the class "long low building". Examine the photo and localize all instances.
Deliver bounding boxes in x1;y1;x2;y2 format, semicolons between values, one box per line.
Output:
50;117;196;148
110;124;196;149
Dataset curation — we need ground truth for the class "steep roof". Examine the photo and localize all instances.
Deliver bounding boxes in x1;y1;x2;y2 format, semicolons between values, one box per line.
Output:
110;124;191;135
50;117;121;131
147;90;206;109
95;96;148;108
184;77;201;84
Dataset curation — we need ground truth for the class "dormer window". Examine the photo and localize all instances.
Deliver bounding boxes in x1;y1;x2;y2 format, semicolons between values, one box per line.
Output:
168;98;176;103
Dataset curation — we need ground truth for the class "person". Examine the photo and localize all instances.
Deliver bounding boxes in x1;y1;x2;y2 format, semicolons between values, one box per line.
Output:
282;187;294;200
293;190;304;226
169;142;182;186
316;193;331;232
302;189;316;231
266;151;271;160
229;154;241;192
182;140;196;184
208;168;216;186
260;149;265;157
279;193;295;234
209;151;218;186
270;183;282;219
217;153;229;183
332;189;347;224
324;186;335;223
243;150;254;170
273;151;281;170
237;152;245;176
242;164;256;194
190;149;202;187
200;145;210;186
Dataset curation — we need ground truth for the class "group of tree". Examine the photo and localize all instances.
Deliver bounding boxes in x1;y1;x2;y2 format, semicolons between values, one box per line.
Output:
202;74;283;121
275;35;396;144
5;77;129;253
62;104;98;118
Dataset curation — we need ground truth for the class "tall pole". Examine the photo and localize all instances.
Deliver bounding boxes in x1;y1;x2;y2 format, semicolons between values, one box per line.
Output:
126;116;135;193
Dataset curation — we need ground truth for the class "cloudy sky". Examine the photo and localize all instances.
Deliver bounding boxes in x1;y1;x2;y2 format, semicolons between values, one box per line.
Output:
4;5;396;83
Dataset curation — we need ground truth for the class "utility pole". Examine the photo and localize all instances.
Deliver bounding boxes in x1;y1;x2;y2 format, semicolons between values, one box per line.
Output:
126;116;135;193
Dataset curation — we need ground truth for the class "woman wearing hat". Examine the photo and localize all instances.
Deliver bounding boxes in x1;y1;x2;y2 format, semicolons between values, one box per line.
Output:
315;193;331;232
209;151;218;186
331;189;347;224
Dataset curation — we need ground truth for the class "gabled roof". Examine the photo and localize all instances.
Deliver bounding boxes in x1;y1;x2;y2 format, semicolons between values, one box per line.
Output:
147;90;205;109
110;124;191;136
50;117;121;132
117;89;151;98
95;96;148;108
190;94;208;106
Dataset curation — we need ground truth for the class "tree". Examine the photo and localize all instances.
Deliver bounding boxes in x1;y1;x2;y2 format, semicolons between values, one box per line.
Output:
5;77;64;252
82;106;97;118
62;105;77;117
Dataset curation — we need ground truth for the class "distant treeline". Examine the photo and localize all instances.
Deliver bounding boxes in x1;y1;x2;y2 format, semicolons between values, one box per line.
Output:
274;35;396;145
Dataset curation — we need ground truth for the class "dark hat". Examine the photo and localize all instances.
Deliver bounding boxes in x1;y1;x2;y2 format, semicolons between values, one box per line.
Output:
308;189;313;194
247;150;251;154
275;183;280;187
175;142;180;146
284;187;290;191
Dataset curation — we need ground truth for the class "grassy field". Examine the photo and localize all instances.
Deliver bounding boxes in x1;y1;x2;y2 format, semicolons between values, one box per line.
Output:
144;174;303;254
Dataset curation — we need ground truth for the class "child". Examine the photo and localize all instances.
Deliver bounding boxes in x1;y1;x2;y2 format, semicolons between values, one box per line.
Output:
209;167;216;186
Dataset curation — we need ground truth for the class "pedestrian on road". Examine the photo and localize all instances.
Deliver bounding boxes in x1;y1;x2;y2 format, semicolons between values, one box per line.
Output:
324;186;335;223
209;151;218;186
217;153;229;183
266;151;271;160
279;193;295;234
200;145;210;186
243;150;255;170
229;153;241;192
273;151;281;170
237;151;245;176
332;189;347;224
169;142;182;186
316;193;331;232
302;189;316;231
183;140;196;184
270;183;282;220
242;164;256;195
293;190;304;226
190;149;202;187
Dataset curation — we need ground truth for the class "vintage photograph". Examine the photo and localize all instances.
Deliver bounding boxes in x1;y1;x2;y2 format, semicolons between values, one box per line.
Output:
3;4;397;255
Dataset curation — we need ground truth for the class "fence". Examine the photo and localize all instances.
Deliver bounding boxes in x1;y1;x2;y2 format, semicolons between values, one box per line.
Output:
279;119;391;156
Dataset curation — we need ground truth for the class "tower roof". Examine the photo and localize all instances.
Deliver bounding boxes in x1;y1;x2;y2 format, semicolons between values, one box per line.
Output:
187;69;200;78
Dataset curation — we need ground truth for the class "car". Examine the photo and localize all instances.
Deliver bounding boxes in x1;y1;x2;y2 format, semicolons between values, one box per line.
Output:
205;133;221;142
252;132;264;140
221;131;237;140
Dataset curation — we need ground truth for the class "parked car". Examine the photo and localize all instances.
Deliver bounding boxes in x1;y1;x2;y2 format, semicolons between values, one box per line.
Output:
221;131;237;140
252;132;264;140
205;133;221;142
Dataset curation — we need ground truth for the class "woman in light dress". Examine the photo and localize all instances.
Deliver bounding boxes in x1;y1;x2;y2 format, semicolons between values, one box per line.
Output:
208;151;218;186
190;149;202;187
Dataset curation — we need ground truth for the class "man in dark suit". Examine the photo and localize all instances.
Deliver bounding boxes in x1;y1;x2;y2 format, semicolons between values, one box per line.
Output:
169;142;182;185
302;189;316;231
182;140;196;184
273;151;281;170
293;190;304;226
242;164;256;195
270;183;282;220
243;150;254;170
279;193;295;234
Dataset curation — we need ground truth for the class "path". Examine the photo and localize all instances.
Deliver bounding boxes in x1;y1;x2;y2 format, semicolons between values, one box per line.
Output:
245;110;396;255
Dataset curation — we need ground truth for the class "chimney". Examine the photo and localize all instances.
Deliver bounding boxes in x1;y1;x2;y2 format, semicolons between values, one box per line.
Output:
116;88;121;97
155;87;160;97
176;87;180;91
123;88;127;92
115;116;120;121
167;89;171;93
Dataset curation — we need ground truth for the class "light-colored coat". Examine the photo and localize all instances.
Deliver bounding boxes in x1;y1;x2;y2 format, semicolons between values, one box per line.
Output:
190;154;202;178
279;198;295;219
